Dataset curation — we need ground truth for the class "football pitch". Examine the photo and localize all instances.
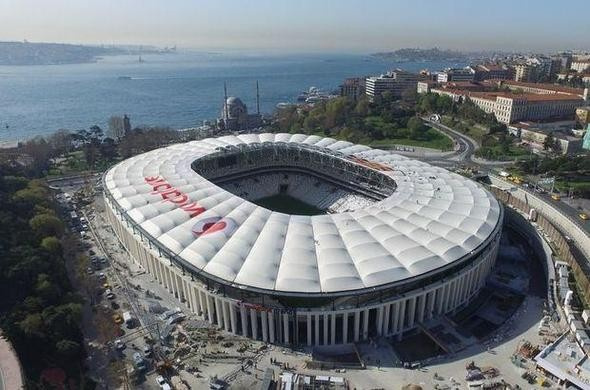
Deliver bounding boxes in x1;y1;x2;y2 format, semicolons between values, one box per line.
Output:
254;194;325;216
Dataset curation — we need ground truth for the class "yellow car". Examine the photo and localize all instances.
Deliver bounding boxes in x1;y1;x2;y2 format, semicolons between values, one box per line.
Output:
113;314;123;324
579;213;589;220
102;283;111;289
551;194;561;201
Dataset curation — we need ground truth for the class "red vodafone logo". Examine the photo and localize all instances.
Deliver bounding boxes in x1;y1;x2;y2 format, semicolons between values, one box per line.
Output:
192;217;237;237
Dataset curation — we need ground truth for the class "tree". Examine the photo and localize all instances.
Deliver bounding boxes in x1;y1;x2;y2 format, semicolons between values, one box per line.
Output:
55;340;80;358
408;117;429;140
29;213;64;238
543;133;555;151
40;236;62;254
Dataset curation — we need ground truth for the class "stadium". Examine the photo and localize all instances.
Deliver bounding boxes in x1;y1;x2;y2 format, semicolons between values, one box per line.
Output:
103;133;503;346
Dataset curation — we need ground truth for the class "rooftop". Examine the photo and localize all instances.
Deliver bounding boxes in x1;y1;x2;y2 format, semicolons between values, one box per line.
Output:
535;333;590;388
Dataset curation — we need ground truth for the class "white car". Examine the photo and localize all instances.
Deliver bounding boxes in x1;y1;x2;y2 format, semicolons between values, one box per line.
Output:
114;339;125;350
156;376;171;390
105;289;115;300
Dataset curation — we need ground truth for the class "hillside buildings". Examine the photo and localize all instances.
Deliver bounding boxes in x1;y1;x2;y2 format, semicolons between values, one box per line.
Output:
436;67;475;83
365;70;419;100
339;77;366;100
508;121;583;155
425;80;587;124
571;60;590;73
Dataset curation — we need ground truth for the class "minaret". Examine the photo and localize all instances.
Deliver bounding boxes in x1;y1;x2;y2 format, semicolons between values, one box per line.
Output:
256;80;260;115
223;82;229;120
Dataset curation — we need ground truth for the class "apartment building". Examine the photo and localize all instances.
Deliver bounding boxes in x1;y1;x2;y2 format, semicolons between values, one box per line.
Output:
339;77;366;100
473;64;512;81
436;67;475;83
571;60;590;73
365;70;419;100
430;88;583;124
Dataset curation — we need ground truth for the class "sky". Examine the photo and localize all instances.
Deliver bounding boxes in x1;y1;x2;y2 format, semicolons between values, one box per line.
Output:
0;0;589;53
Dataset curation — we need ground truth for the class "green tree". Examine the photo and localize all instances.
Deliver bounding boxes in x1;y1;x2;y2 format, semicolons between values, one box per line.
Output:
40;236;62;254
543;133;555;151
29;214;64;238
55;339;80;358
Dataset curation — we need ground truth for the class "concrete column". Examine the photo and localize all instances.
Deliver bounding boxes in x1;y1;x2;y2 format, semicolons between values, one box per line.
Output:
261;311;269;342
162;266;170;290
398;300;406;334
353;311;360;342
166;269;174;294
214;298;223;327
222;301;230;332
268;311;275;343
362;309;369;340
206;295;214;324
453;278;461;310
444;281;455;313
436;286;444;315
199;290;207;318
427;291;436;320
230;304;238;334
315;314;320;346
417;293;427;323
467;268;477;297
250;309;258;340
460;274;469;303
391;302;400;334
331;313;336;345
407;297;416;327
376;306;384;336
383;305;391;335
172;272;180;297
185;284;194;312
155;260;164;285
307;314;312;346
283;313;290;344
192;287;201;314
323;314;329;345
342;312;348;344
182;280;189;308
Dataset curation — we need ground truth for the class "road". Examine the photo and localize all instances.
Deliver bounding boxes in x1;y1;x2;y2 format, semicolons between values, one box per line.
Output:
421;117;478;163
0;334;24;390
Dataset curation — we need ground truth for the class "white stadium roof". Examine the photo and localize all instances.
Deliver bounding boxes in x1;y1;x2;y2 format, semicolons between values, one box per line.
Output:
104;133;501;295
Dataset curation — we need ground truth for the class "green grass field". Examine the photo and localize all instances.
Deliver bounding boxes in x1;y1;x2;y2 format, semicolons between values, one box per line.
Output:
255;194;324;215
365;116;454;150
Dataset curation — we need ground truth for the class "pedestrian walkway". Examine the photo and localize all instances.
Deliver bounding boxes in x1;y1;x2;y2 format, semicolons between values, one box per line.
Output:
0;333;24;390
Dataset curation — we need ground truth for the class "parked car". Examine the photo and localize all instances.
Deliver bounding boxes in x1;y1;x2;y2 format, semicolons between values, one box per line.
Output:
133;352;146;371
114;339;125;350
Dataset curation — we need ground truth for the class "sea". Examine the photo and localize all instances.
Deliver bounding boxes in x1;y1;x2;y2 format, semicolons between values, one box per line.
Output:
0;52;465;143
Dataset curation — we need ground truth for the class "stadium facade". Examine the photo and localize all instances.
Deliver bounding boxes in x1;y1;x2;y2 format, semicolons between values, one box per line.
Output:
103;133;502;346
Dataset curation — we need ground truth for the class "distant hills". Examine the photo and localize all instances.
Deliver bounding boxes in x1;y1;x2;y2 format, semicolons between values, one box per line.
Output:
371;48;469;62
0;41;175;65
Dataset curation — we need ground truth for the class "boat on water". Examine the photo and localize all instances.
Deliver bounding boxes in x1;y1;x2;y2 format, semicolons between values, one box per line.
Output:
276;102;294;109
296;86;336;104
118;76;132;80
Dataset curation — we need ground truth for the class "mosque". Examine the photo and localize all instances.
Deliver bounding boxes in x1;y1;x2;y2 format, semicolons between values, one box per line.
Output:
217;82;263;131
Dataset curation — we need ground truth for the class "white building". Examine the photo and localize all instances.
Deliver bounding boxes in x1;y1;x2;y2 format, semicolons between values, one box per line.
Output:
365;70;419;100
437;67;475;83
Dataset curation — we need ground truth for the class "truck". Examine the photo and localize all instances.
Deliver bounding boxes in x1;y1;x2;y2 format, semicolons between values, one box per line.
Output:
122;311;135;328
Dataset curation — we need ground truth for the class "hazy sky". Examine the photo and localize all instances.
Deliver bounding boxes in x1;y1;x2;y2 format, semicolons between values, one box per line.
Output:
1;0;588;53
